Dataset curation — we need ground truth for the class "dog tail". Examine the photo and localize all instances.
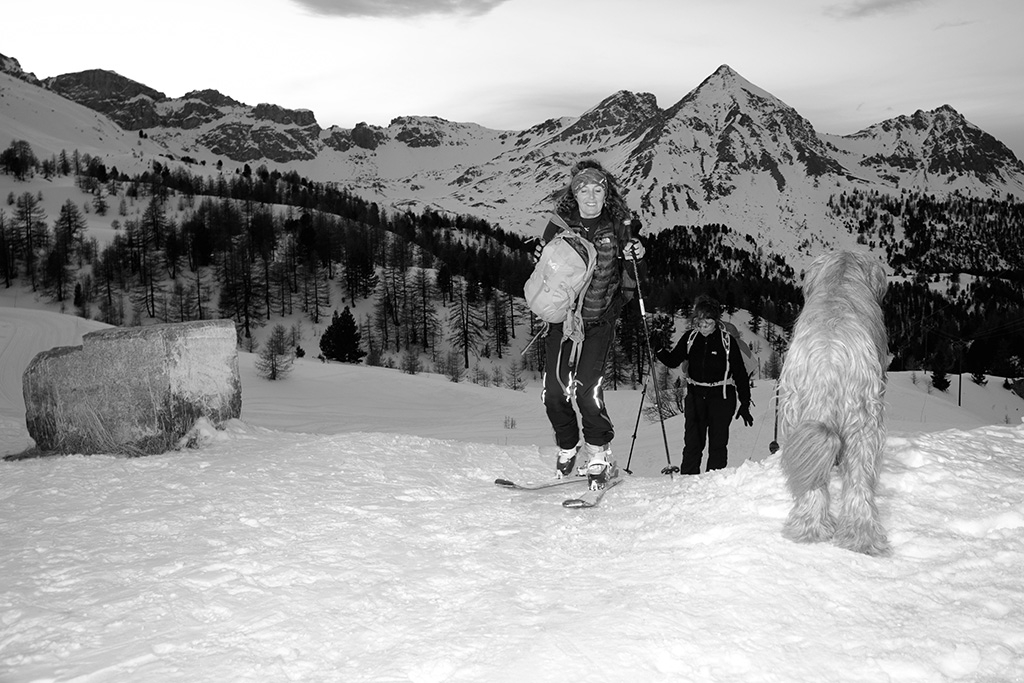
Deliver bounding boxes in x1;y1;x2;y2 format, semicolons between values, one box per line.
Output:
781;421;842;496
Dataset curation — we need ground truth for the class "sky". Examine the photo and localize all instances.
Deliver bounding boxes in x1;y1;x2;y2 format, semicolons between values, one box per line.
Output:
4;0;1024;161
1;306;1023;681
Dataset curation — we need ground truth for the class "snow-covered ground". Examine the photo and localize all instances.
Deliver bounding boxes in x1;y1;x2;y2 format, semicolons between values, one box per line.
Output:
1;306;1023;682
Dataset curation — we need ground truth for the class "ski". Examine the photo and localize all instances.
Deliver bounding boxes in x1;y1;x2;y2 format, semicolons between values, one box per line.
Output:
562;473;624;509
494;476;589;491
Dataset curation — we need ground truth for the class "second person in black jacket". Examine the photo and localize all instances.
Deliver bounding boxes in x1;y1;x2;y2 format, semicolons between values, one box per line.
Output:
657;295;753;475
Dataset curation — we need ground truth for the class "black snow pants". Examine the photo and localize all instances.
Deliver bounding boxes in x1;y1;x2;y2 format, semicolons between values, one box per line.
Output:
680;384;738;474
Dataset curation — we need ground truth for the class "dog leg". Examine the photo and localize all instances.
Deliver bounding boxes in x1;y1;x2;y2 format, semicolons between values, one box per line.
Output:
833;427;890;556
781;421;840;544
783;486;836;544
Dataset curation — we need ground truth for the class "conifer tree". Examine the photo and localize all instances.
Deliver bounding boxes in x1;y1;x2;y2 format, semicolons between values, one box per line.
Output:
256;324;294;380
343;233;378;306
320;307;366;363
504;358;525;391
412;267;440;352
92;191;109;216
655;364;678;418
53;199;88;265
14;191;47;291
0;209;12;288
931;368;951;392
489;291;510;360
765;347;783;380
447;280;486;369
441;349;463;383
0;140;37;180
400;346;422;375
42;249;74;303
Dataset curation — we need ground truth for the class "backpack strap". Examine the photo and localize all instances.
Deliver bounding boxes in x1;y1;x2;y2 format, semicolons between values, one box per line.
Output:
685;328;698;354
548;212;572;234
685;324;733;398
555;332;582;400
555;282;591;400
543;212;597;400
719;327;732;398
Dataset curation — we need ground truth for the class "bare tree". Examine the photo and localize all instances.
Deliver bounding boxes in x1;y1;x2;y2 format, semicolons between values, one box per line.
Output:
256;324;295;380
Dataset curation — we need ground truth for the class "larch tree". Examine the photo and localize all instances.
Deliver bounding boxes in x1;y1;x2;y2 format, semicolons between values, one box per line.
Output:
256;324;295;381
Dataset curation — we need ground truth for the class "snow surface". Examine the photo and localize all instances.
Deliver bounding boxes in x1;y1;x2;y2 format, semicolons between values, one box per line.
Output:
2;307;1024;682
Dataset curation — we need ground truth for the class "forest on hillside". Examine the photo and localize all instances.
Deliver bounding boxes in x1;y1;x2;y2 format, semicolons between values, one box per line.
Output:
827;188;1024;376
1;138;1023;381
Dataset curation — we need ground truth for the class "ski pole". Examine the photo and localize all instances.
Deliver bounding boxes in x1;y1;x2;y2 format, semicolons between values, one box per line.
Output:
630;257;677;477
624;380;647;475
769;380;780;454
521;323;547;357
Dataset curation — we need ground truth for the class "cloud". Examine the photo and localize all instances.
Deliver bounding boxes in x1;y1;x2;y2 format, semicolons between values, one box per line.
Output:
287;0;510;18
825;0;930;19
935;19;975;30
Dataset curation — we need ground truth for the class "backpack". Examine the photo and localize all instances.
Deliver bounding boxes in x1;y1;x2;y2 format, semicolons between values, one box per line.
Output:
684;321;757;396
523;226;597;325
523;215;598;399
721;320;758;380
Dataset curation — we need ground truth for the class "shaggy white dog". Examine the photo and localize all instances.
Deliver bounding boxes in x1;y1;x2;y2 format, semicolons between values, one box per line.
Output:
778;250;891;556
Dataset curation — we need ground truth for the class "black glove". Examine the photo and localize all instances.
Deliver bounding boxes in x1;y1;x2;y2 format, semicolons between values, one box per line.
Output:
735;403;753;427
653;347;667;365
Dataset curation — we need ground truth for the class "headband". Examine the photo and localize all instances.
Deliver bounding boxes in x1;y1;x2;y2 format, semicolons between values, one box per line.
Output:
570;168;608;193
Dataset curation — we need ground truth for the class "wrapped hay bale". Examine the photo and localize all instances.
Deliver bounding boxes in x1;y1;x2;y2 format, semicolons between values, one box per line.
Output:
22;319;240;456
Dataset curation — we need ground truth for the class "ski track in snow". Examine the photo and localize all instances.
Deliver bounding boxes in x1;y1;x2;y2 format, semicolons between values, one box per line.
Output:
3;418;1023;682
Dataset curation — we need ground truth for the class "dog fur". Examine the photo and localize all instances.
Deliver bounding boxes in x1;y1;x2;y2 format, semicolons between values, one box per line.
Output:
778;250;891;556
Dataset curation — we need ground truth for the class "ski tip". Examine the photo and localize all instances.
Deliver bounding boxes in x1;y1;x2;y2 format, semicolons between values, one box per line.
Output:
494;478;515;487
562;498;590;509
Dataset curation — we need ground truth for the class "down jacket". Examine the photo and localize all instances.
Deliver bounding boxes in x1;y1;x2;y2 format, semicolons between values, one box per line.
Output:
540;209;636;325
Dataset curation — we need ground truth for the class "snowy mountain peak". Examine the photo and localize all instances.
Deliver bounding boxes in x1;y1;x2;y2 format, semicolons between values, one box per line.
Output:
582;89;660;125
670;64;785;119
831;104;1024;190
551;89;660;148
690;66;824;161
621;64;846;236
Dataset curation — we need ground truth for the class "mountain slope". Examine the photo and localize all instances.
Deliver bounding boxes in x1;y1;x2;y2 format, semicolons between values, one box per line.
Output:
3;56;1023;257
0;71;165;171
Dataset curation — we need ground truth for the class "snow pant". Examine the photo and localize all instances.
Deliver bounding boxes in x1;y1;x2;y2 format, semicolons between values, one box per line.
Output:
542;320;615;450
680;384;738;474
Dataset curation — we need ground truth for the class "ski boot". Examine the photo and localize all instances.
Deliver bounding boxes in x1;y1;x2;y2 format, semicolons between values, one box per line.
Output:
555;445;579;479
583;443;614;491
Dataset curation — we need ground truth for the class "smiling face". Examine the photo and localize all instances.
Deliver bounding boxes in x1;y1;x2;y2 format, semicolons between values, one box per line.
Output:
575;183;606;219
695;317;717;337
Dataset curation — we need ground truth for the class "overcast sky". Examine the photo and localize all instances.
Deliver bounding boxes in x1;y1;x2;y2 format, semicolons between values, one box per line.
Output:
6;0;1023;160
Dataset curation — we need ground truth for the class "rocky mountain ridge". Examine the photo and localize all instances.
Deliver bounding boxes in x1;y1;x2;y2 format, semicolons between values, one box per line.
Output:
3;54;1022;255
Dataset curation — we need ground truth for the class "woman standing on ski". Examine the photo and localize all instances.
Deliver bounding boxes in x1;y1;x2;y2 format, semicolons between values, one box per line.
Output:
534;159;644;489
